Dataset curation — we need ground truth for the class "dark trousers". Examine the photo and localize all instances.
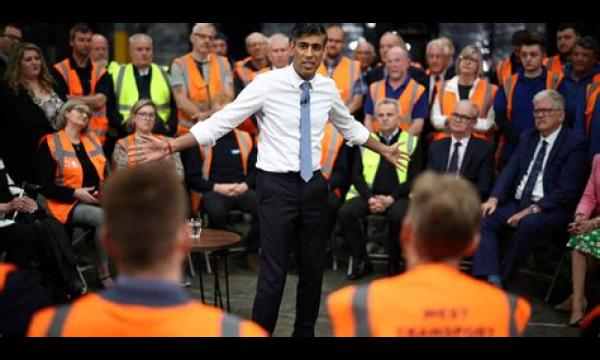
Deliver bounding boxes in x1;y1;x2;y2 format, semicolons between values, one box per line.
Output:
0;222;36;267
252;170;328;337
473;199;572;282
338;196;409;273
202;190;260;253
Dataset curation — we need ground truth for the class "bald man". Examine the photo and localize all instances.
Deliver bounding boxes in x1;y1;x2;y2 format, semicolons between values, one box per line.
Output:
233;32;270;95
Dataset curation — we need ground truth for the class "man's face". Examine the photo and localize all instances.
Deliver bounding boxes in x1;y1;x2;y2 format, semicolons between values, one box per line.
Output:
426;44;450;75
375;103;399;133
386;48;409;81
267;38;291;69
292;34;326;80
211;39;228;56
379;34;403;63
1;25;23;54
557;28;578;55
520;44;544;72
354;43;374;70
448;102;477;135
247;35;267;62
325;27;345;59
534;97;564;135
70;31;92;58
571;44;597;75
190;26;215;55
90;36;109;62
130;38;153;68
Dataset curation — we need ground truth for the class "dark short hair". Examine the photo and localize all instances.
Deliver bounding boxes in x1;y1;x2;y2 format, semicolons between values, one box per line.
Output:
214;31;229;43
511;29;533;47
291;23;327;44
69;23;92;41
2;23;22;35
557;23;580;35
521;32;546;52
102;163;187;270
575;36;599;55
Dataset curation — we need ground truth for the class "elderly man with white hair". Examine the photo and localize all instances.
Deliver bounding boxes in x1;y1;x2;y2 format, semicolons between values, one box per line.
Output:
267;33;291;70
474;89;589;288
110;33;176;137
424;37;455;106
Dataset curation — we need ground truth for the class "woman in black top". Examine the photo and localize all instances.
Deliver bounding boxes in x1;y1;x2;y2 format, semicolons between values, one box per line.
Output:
37;100;113;287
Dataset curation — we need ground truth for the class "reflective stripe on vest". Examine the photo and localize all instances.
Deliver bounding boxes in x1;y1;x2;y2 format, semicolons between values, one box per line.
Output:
504;71;563;121
507;293;519;337
46;131;106;224
113;63;172;122
351;284;372;337
47;304;73;337
346;132;417;201
221;315;241;337
174;53;228;123
370;78;424;122
585;82;600;136
201;130;252;180
318;57;361;103
320;123;344;180
497;58;512;85
0;263;17;291
118;134;165;167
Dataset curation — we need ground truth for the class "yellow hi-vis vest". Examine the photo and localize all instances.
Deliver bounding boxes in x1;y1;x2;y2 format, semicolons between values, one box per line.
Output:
346;131;417;201
112;63;172;124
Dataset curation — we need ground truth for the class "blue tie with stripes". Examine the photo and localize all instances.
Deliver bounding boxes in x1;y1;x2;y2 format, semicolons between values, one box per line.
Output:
300;81;312;183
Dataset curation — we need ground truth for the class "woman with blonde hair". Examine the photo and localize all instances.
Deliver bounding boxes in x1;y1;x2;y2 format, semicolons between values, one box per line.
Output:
430;45;498;141
112;98;183;179
37;100;113;287
0;42;64;185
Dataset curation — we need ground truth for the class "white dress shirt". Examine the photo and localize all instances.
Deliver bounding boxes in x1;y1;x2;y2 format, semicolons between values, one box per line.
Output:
190;65;370;173
515;125;562;202
446;135;470;172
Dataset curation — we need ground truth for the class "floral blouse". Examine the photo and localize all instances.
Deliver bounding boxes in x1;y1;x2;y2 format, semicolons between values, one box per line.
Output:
30;90;64;130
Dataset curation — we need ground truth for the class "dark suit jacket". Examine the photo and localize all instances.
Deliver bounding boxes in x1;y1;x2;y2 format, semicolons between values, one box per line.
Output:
427;136;495;200
491;126;589;212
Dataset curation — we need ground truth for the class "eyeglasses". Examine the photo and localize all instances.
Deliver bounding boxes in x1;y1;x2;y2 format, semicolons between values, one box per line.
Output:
3;34;22;42
72;107;91;118
459;55;478;63
136;111;156;119
450;113;476;122
193;33;214;41
533;108;561;117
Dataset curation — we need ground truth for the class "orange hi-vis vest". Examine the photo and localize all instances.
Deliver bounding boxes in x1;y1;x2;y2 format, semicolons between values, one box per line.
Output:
0;263;17;292
432;78;498;142
503;70;564;121
544;55;564;75
327;263;531;337
318;56;362;103
369;78;426;132
584;74;600;136
172;53;230;133
27;293;267;337
496;57;515;86
199;129;253;180
116;134;165;167
44;130;106;224
320;122;345;180
54;59;109;145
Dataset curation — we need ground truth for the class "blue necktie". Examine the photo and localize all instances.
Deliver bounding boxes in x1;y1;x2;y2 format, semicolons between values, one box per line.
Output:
519;140;548;208
300;81;312;182
447;141;462;174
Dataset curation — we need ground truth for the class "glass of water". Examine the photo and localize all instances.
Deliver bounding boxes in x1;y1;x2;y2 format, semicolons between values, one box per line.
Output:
188;218;202;240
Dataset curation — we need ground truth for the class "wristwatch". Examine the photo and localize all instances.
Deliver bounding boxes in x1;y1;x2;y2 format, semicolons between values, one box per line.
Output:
529;204;542;214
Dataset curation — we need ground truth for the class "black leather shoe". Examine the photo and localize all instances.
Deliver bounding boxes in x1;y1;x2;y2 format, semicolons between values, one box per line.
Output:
348;260;373;281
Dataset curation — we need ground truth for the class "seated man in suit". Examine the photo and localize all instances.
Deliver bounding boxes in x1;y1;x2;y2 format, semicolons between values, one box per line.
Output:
473;89;589;287
427;100;495;200
182;129;260;266
338;98;422;279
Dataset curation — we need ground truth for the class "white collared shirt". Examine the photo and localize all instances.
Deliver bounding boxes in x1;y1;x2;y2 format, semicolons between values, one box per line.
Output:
515;125;562;202
190;65;370;173
446;135;470;172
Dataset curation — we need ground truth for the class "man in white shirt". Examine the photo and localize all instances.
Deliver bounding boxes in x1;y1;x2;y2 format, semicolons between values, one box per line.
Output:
131;23;408;337
474;90;588;288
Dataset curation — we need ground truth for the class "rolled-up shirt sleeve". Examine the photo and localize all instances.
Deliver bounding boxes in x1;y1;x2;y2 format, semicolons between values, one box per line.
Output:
190;75;264;146
328;86;370;147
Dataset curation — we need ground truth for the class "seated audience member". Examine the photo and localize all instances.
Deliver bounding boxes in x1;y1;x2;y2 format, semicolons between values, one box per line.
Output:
338;98;422;279
27;163;267;337
427;100;495;200
473;90;588;288
37;100;113;287
328;171;531;337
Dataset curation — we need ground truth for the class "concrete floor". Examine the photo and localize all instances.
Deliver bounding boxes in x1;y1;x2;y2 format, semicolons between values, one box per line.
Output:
184;253;582;337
